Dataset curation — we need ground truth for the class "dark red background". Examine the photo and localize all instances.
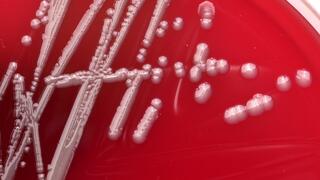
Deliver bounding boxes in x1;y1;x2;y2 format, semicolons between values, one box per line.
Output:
1;0;320;179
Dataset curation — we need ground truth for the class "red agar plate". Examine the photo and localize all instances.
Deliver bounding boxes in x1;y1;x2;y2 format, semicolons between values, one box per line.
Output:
1;0;320;180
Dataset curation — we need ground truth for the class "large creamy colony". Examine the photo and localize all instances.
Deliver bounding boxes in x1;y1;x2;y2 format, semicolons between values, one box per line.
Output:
21;0;51;46
0;0;314;180
224;94;274;125
171;41;312;124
